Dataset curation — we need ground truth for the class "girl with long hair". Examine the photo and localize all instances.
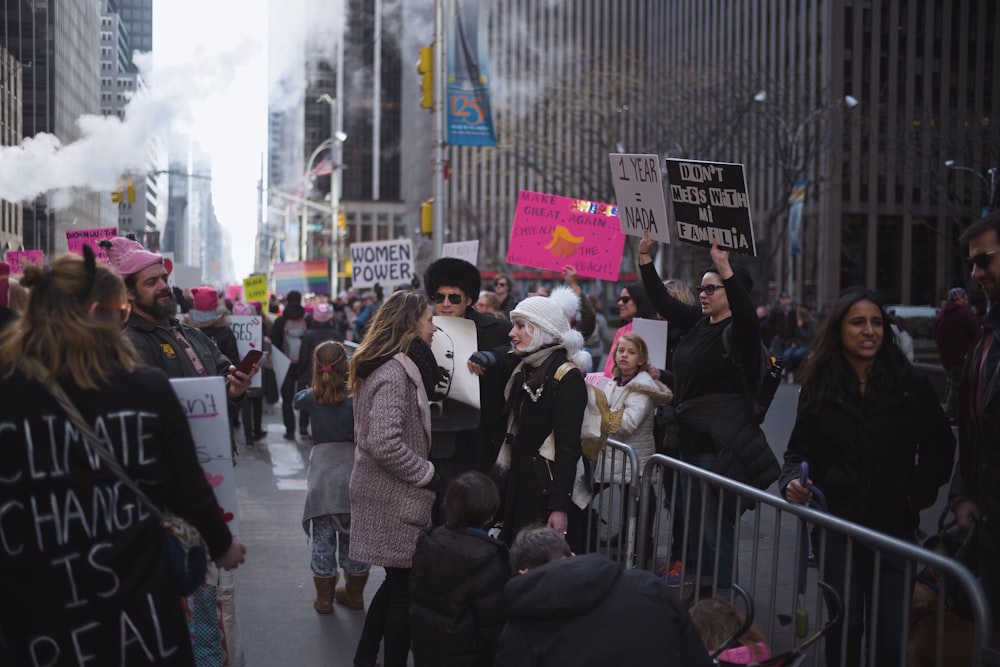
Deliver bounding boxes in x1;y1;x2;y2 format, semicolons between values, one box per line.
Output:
348;290;440;667
0;251;245;665
295;341;372;614
781;286;955;665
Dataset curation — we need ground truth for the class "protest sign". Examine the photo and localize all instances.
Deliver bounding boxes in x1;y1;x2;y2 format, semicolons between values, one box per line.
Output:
664;159;756;255
609;153;671;244
66;227;117;262
274;260;330;296
349;238;414;289
630;318;669;371
270;346;291;393
441;240;479;265
506;190;625;281
227;315;264;390
243;274;268;303
169;377;239;536
4;250;44;275
431;315;480;411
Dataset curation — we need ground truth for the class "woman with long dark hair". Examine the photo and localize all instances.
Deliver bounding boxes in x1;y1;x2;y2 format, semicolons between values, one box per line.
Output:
348;290;441;667
602;281;658;377
780;286;955;666
0;251;245;665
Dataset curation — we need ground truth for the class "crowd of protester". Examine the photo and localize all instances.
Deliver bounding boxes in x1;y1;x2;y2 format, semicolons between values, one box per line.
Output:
3;210;998;666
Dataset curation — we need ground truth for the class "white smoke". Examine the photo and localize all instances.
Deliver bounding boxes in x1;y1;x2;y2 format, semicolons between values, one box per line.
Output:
0;45;253;208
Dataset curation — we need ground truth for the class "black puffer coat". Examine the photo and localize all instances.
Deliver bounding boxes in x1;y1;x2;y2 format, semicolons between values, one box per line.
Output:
780;366;955;534
410;525;510;667
494;553;712;667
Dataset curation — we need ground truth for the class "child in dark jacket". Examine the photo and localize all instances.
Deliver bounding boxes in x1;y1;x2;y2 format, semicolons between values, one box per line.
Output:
410;471;510;667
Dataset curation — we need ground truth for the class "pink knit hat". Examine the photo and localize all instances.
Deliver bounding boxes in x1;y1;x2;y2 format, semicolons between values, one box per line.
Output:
232;301;254;316
190;286;220;323
101;236;173;279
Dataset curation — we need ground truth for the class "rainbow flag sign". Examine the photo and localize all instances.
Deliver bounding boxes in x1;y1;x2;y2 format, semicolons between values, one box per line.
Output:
273;260;329;297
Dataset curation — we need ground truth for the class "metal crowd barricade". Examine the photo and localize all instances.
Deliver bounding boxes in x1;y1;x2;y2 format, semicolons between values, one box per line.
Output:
634;453;998;667
582;438;640;567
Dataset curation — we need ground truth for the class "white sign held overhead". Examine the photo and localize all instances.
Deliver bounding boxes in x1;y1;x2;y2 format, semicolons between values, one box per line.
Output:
349;238;415;289
441;240;479;265
609;153;671;244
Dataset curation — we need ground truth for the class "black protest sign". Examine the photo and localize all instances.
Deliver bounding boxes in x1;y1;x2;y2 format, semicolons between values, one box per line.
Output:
664;159;756;256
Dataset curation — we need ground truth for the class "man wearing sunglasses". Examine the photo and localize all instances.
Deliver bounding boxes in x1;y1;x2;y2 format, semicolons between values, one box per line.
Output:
424;258;512;517
950;209;1000;632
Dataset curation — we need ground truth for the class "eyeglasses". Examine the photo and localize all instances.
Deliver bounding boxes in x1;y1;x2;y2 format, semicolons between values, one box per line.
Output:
617;296;632;304
967;249;1000;270
494;281;508;288
697;284;726;296
431;293;464;305
99;301;132;325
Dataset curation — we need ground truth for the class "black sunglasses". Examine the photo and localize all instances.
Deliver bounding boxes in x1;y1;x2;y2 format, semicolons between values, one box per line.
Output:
617;295;632;303
494;281;508;287
432;293;464;305
967;249;1000;270
697;284;726;296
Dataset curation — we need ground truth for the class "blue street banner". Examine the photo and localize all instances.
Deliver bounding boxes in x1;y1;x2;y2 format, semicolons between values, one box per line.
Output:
446;0;496;146
788;179;808;256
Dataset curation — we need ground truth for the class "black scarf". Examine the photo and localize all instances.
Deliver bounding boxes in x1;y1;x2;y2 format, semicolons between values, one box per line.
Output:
353;339;447;401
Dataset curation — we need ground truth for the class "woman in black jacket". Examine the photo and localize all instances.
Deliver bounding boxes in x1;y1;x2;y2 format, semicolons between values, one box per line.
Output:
780;286;955;666
638;232;777;594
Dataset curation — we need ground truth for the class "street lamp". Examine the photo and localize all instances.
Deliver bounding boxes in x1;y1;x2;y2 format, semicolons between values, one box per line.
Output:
944;160;999;216
317;93;347;295
754;90;860;302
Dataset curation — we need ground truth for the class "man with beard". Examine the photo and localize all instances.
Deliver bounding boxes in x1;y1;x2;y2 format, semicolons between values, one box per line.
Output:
101;236;254;402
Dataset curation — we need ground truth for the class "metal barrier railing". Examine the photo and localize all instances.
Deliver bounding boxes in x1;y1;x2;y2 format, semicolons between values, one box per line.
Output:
582;438;640;568
624;451;998;667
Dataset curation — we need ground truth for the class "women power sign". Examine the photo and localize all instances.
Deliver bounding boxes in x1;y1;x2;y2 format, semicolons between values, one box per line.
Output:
506;190;625;281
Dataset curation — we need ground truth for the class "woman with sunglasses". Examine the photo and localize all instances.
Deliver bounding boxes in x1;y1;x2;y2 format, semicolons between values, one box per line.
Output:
0;250;246;665
637;231;778;596
780;286;955;666
601;281;658;378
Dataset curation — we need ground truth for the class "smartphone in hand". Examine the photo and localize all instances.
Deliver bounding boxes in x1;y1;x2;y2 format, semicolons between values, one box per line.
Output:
237;349;264;375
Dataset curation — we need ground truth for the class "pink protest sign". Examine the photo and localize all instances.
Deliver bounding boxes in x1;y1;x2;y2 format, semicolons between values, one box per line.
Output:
506;190;625;281
66;227;118;263
226;284;243;301
4;250;44;275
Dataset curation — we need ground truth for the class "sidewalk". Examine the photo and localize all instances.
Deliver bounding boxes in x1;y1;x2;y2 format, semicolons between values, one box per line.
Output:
232;402;393;666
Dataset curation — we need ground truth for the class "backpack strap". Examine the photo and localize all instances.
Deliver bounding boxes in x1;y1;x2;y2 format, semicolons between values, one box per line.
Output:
554;360;578;381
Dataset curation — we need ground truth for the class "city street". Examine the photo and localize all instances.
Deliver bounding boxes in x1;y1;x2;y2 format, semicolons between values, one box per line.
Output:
230;380;952;666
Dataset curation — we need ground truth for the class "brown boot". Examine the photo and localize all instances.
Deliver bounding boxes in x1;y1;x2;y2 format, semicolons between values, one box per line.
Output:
335;572;369;610
313;574;338;614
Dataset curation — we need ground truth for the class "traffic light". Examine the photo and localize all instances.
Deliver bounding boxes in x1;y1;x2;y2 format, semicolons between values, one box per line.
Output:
416;46;433;110
125;178;136;204
111;178;135;203
420;199;433;235
111;186;122;203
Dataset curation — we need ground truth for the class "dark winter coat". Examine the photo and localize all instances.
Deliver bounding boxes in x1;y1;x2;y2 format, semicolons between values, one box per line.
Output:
494;553;713;667
781;366;955;533
951;310;1000;525
125;311;235;380
934;302;980;366
0;365;234;666
410;526;510;667
183;312;240;369
494;348;588;547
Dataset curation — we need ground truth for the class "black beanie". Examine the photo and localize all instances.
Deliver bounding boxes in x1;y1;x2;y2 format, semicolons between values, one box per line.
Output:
424;257;482;299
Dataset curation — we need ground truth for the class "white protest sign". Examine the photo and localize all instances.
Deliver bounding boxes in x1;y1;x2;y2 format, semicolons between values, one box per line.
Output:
227;315;264;389
630;318;669;371
270;346;291;392
664;158;756;255
349;238;414;289
441;240;479;265
431;315;480;410
169;377;239;536
609;153;671;244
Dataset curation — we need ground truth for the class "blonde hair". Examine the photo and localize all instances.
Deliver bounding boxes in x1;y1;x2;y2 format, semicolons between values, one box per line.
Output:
612;332;649;379
688;597;768;658
312;341;349;407
348;290;430;394
664;278;696;305
0;252;136;389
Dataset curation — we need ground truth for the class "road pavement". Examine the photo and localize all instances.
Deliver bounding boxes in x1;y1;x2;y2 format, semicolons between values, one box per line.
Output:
230;380;954;666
